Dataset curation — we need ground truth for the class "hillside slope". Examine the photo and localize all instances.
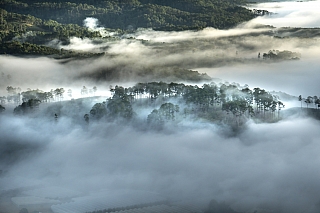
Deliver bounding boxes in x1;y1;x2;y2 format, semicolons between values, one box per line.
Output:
1;0;255;31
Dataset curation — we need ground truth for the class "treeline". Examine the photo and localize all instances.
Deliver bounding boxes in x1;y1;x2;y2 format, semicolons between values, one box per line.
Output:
299;95;320;109
1;0;256;31
1;86;69;114
85;81;284;127
0;82;284;127
0;40;60;55
0;40;107;57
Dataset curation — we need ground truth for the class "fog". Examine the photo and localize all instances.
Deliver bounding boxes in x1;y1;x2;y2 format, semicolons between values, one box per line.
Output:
1;1;320;213
2;111;320;212
246;0;320;28
2;27;319;97
199;57;320;98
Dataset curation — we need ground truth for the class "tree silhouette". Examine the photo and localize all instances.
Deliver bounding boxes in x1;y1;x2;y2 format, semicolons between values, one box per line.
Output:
147;109;164;128
298;95;303;109
313;96;318;109
53;88;65;101
277;101;285;119
84;113;89;124
6;86;21;104
315;98;320;110
67;89;72;98
81;86;88;96
0;104;5;113
93;86;97;96
14;99;41;115
305;96;313;108
107;87;134;120
0;96;6;105
90;102;107;120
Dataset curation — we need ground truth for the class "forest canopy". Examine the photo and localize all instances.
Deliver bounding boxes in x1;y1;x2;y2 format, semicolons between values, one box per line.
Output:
1;0;255;31
0;0;259;58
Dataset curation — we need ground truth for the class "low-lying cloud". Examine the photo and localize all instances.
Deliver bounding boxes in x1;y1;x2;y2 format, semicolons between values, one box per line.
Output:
1;112;320;212
247;0;320;28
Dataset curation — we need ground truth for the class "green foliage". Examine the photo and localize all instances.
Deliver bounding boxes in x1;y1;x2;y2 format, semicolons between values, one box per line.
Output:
14;98;41;115
89;85;134;121
107;97;133;120
0;0;257;56
2;81;285;125
0;7;102;54
85;81;284;127
90;102;106;119
147;102;179;127
0;41;60;55
21;89;53;102
0;0;256;31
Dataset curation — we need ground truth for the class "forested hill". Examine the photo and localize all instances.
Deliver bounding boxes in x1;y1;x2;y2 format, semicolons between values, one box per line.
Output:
1;0;255;31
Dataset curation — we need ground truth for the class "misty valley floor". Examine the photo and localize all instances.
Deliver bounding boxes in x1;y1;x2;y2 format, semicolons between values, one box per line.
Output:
2;101;320;213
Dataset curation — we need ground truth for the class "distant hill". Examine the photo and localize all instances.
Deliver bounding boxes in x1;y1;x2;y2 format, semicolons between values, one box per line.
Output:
0;0;255;31
0;0;258;56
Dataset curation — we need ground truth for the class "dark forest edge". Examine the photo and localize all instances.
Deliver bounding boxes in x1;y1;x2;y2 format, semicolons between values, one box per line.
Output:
1;0;255;31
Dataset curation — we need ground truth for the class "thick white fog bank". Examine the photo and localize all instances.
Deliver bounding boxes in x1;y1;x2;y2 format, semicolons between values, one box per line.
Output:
1;115;320;212
0;55;113;99
129;27;272;43
0;56;65;88
0;55;76;92
198;57;320;98
247;0;320;28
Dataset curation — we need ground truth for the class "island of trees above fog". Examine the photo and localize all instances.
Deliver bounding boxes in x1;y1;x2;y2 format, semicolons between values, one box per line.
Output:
0;81;300;129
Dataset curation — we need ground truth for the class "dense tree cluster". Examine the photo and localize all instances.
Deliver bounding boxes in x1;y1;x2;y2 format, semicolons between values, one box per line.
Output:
0;8;101;43
85;81;284;127
147;102;179;129
0;7;109;56
13;98;41;114
1;0;256;32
